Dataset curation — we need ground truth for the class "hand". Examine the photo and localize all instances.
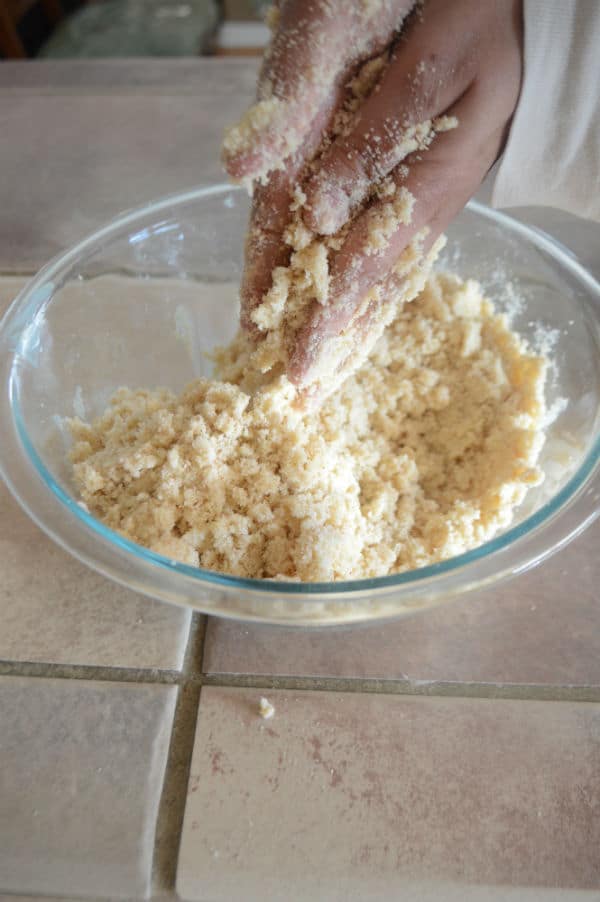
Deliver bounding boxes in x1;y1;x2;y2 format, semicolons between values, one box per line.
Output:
222;0;523;385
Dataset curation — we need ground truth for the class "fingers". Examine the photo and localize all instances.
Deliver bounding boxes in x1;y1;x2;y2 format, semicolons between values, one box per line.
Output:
302;0;482;235
294;251;423;407
288;86;507;385
222;0;413;184
239;97;341;330
240;175;294;333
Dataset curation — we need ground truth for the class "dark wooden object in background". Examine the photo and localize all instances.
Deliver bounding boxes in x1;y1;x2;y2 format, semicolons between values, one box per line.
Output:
0;0;64;57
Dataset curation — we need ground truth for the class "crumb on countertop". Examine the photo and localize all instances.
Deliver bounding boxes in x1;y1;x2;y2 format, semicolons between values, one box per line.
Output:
259;697;276;719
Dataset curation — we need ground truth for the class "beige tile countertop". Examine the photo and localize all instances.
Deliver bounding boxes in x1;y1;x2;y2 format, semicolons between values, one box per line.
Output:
1;60;600;901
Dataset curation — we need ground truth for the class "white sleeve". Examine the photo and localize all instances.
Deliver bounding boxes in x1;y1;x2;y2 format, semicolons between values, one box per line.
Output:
492;0;600;221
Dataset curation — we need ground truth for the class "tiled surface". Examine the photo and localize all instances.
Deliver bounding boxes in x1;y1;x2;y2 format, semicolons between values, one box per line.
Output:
177;687;600;901
0;277;24;314
0;676;177;899
0;279;192;672
507;206;600;280
0;482;191;669
0;60;257;271
204;520;600;686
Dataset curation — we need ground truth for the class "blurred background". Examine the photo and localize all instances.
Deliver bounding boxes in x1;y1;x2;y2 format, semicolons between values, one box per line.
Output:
0;0;271;59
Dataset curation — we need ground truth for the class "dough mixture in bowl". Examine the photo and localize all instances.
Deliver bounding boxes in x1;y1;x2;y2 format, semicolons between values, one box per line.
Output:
69;49;548;582
69;272;547;581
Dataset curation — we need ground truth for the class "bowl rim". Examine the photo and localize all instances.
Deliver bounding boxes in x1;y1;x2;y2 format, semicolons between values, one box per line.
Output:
1;184;599;601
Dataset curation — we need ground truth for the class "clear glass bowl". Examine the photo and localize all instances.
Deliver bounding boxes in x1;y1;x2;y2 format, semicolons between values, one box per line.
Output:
1;186;599;625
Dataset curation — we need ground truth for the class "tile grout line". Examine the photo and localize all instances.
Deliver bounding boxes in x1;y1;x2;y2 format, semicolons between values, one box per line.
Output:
196;615;210;675
0;659;193;685
151;613;205;895
200;673;600;703
3;658;600;702
181;612;207;681
0;270;36;278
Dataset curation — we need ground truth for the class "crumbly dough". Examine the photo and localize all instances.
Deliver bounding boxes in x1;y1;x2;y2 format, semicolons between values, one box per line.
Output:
69;272;547;582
